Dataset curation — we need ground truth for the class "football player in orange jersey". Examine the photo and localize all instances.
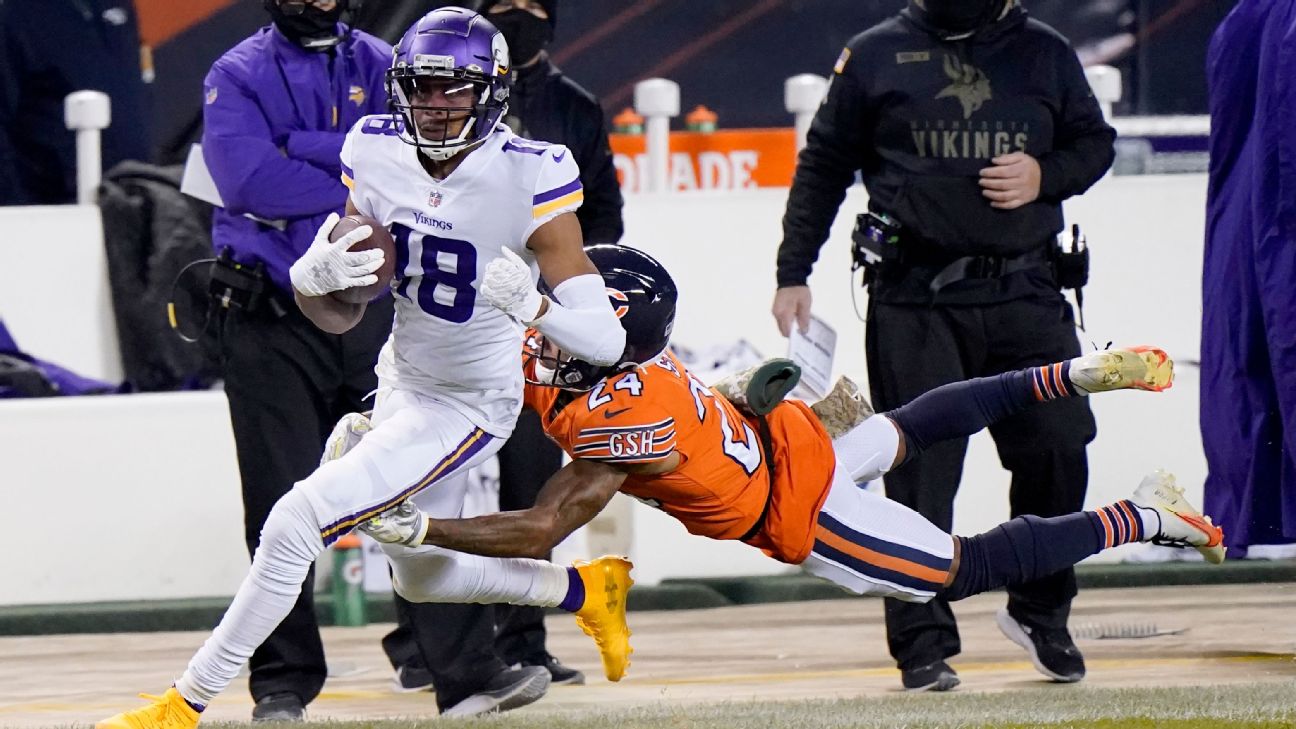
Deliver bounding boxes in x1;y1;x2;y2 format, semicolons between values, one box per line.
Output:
355;244;1225;682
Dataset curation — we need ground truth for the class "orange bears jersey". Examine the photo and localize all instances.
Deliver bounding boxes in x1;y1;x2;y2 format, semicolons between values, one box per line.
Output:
524;342;838;565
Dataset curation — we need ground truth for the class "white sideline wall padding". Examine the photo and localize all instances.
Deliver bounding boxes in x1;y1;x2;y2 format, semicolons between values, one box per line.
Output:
619;174;1207;561
0;393;247;606
0;205;123;383
0;174;1206;606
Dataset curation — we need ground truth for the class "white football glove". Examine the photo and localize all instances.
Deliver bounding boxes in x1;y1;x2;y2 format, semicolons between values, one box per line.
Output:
358;500;428;547
320;411;372;466
289;212;385;297
480;246;545;323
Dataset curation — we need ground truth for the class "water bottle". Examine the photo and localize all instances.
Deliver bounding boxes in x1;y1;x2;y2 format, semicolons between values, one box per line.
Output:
331;533;367;627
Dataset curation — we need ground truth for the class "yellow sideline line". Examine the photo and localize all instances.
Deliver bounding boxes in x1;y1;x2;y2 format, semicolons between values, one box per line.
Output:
4;654;1291;715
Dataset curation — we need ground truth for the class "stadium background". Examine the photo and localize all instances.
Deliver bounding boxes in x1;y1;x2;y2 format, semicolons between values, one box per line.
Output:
2;1;1293;727
139;0;1235;162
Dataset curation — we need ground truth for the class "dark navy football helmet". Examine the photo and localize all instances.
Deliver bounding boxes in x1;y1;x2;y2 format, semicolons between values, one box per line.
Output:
528;244;679;391
386;8;510;160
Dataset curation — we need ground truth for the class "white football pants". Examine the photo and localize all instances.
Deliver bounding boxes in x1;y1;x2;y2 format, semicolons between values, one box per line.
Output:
175;388;570;706
800;414;956;602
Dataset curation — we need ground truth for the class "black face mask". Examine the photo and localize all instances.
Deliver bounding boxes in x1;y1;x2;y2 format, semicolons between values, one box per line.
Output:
491;9;553;66
264;0;347;51
917;0;1005;34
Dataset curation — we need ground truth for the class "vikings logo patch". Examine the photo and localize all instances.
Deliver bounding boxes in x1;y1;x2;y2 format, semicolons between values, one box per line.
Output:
937;54;992;119
348;85;366;105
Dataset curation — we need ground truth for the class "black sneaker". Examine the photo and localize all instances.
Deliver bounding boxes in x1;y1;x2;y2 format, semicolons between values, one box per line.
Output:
995;607;1086;682
524;655;586;686
439;664;551;718
251;692;305;722
392;664;435;693
900;660;960;692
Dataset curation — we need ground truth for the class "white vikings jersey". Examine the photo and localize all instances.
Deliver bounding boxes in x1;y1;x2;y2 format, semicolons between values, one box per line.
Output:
340;116;584;434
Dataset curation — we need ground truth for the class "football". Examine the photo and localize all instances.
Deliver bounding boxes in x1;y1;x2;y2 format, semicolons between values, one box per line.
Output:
328;214;396;304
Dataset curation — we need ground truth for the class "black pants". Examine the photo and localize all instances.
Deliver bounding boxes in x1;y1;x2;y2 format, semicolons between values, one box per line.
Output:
865;294;1096;671
384;409;563;710
219;294;394;704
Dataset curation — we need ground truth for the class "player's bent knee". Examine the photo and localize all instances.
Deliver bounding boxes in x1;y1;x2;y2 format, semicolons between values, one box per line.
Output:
834;414;901;482
258;488;326;560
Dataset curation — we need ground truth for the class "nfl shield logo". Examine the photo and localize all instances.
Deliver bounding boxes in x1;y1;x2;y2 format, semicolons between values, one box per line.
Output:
428;190;443;208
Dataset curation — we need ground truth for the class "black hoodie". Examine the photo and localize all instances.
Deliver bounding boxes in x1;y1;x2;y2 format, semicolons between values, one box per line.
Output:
776;3;1115;296
505;55;624;245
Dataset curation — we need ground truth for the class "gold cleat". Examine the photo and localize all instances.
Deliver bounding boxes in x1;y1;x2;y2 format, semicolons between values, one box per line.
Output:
572;555;634;681
96;688;201;729
1070;346;1174;394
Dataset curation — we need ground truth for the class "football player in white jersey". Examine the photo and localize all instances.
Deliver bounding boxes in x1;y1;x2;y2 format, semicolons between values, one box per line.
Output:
98;9;632;728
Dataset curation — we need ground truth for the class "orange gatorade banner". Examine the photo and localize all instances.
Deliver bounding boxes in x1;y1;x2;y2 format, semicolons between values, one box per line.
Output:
609;129;797;192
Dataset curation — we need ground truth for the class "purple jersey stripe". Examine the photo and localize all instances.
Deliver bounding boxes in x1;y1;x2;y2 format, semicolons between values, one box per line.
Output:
533;178;582;205
341;161;354;180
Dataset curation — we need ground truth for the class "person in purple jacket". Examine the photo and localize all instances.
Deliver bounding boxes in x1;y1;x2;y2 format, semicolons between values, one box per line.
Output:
198;0;392;721
1200;0;1296;559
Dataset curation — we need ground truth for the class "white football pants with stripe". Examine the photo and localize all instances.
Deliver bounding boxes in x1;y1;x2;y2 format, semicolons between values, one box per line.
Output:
800;414;956;602
175;387;571;706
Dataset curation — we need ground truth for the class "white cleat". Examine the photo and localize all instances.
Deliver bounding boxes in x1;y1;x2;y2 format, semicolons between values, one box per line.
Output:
1131;470;1226;564
1070;346;1174;394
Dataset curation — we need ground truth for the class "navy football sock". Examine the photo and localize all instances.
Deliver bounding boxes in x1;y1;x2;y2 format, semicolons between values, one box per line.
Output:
942;503;1147;602
888;364;1078;461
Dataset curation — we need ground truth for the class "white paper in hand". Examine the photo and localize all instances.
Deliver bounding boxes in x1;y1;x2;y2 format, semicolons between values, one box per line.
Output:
787;314;836;400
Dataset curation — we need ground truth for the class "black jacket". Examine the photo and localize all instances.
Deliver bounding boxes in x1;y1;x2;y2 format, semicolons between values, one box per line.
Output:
98;162;221;391
505;55;624;244
776;4;1114;289
0;0;152;205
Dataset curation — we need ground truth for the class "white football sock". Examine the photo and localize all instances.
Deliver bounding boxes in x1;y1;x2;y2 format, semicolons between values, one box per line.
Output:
175;488;324;707
386;546;570;607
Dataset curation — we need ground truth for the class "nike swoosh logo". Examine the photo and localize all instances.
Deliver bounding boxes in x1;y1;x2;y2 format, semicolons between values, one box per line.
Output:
1170;509;1223;546
604;407;631;419
552;149;567;163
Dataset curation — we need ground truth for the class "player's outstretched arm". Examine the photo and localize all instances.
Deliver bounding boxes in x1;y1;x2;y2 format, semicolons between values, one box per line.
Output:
481;213;627;365
417;458;629;559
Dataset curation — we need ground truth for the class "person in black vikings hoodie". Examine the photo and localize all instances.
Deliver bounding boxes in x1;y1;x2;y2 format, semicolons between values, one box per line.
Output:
772;0;1115;693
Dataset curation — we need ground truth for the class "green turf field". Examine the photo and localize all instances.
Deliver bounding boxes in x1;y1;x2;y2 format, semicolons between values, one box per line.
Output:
189;683;1296;729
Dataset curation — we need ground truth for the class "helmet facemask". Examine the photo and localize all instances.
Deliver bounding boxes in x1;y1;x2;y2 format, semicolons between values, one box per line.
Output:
386;13;511;162
525;244;678;392
389;71;498;160
524;334;630;392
